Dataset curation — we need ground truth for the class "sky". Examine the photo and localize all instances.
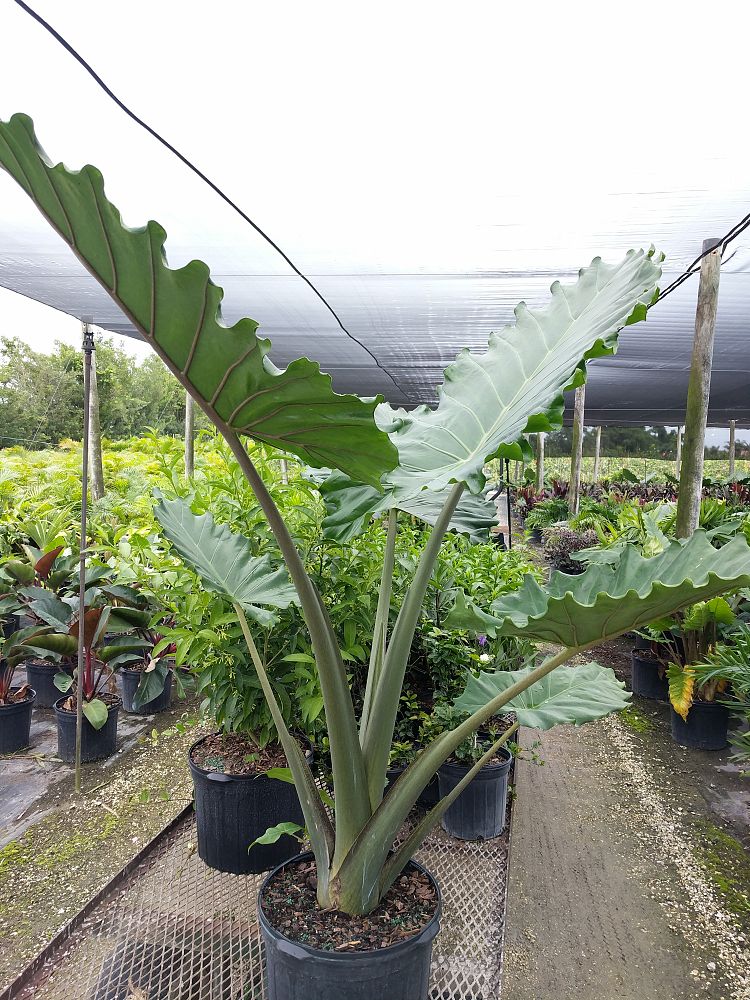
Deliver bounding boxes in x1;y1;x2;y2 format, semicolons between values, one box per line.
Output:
0;1;748;440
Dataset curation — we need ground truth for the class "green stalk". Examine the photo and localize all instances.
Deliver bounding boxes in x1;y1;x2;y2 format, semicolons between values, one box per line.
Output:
378;722;519;897
360;508;398;745
336;646;572;908
361;482;465;809
233;603;334;902
222;430;371;866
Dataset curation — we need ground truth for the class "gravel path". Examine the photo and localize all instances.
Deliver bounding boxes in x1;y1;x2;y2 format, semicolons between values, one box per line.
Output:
503;712;750;1000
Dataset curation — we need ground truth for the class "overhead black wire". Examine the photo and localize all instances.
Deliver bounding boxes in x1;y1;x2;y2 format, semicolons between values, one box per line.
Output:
652;212;750;306
11;0;405;399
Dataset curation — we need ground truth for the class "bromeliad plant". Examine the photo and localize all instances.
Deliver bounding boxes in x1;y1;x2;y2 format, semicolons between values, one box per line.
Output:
6;114;750;917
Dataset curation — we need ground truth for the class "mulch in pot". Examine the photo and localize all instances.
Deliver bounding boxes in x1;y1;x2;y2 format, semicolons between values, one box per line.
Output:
190;732;295;777
56;691;121;712
3;684;33;705
261;857;438;952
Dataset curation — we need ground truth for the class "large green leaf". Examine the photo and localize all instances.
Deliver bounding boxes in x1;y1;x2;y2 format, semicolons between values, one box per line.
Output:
153;495;297;626
447;532;750;648
446;530;750;648
315;470;498;543
376;250;662;495
0;114;397;488
454;661;630;729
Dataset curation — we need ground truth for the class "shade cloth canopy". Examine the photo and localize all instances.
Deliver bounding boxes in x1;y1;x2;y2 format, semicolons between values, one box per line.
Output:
0;2;748;425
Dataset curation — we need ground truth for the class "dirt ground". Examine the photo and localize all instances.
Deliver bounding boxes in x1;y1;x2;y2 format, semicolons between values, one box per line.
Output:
503;634;750;1000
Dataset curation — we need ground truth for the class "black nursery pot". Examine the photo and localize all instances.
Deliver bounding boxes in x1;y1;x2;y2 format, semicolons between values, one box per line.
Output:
438;747;512;840
54;696;120;762
121;668;173;715
2;614;20;640
529;526;543;543
0;688;35;754
630;650;668;701
259;852;442;1000
24;660;70;709
188;734;312;875
634;633;652;651
385;758;439;809
670;701;730;751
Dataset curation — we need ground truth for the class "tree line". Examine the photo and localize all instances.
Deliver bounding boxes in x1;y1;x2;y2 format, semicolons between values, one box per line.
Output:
0;335;207;449
545;426;749;460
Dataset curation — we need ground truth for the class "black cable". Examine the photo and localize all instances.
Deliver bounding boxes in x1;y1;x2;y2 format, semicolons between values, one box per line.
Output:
12;0;405;399
652;212;750;306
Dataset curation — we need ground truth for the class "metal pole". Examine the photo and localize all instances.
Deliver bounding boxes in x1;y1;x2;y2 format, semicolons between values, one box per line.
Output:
729;419;736;480
676;239;722;537
535;432;545;492
76;323;95;794
184;391;195;477
569;384;586;514
504;458;513;551
593;426;602;482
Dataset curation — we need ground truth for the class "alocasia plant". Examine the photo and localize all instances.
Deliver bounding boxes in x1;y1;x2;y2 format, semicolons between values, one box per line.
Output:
4;114;750;917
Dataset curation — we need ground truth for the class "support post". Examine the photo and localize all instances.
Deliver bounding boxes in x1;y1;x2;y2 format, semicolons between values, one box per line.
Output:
280;458;289;485
569;384;586;514
87;345;104;501
676;239;722;537
535;432;545;492
729;419;736;480
504;458;513;550
184;391;195;477
675;425;683;477
76;324;95;794
593;425;602;482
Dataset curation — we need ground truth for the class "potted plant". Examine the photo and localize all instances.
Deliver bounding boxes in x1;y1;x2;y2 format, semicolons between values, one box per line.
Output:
28;605;149;762
8;116;750;999
665;600;740;750
524;497;569;543
0;625;53;753
119;618;178;715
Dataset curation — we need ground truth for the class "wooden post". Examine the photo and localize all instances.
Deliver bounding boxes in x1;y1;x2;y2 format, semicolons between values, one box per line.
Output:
184;392;195;477
76;324;95;794
514;460;521;483
569;384;586;514
535;432;545;492
729;419;736;480
676;239;722;537
280;458;289;485
675;425;683;477
593;425;602;482
87;341;105;501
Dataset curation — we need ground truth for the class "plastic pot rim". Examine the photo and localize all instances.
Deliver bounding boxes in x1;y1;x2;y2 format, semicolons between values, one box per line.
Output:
188;732;313;783
258;850;442;961
0;687;36;710
53;694;122;716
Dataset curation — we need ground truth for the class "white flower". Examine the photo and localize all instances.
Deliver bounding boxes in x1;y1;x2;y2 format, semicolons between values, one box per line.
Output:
479;653;492;663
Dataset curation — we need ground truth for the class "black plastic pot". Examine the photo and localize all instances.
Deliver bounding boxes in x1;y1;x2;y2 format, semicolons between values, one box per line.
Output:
0;688;35;754
259;852;441;1000
529;526;543;543
670;701;730;750
385;759;440;809
24;660;71;709
121;668;173;714
437;747;512;840
2;614;19;640
54;696;120;762
634;633;652;651
189;734;312;875
630;650;668;701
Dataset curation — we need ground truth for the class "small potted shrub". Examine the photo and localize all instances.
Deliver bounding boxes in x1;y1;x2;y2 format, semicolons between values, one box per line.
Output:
119;625;178;715
0;626;51;753
524;497;568;543
666;616;748;751
543;525;599;573
154;498;315;876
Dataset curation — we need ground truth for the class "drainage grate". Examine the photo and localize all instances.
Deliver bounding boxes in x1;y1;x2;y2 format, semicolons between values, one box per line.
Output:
9;813;507;1000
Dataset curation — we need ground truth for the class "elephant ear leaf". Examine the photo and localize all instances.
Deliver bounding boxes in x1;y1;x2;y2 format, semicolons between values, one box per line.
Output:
376;249;662;495
153;495;297;626
454;661;630;729
446;532;750;649
315;470;499;543
0;114;397;488
667;663;695;722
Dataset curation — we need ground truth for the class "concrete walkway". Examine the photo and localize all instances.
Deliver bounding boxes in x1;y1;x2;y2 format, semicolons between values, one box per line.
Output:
502;713;750;1000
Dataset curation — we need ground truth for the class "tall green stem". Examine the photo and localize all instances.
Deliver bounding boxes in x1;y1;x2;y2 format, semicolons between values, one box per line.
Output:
361;482;465;809
360;508;398;744
222;430;370;865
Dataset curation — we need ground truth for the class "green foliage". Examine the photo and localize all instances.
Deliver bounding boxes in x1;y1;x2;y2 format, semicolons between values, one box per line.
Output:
524;497;569;530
